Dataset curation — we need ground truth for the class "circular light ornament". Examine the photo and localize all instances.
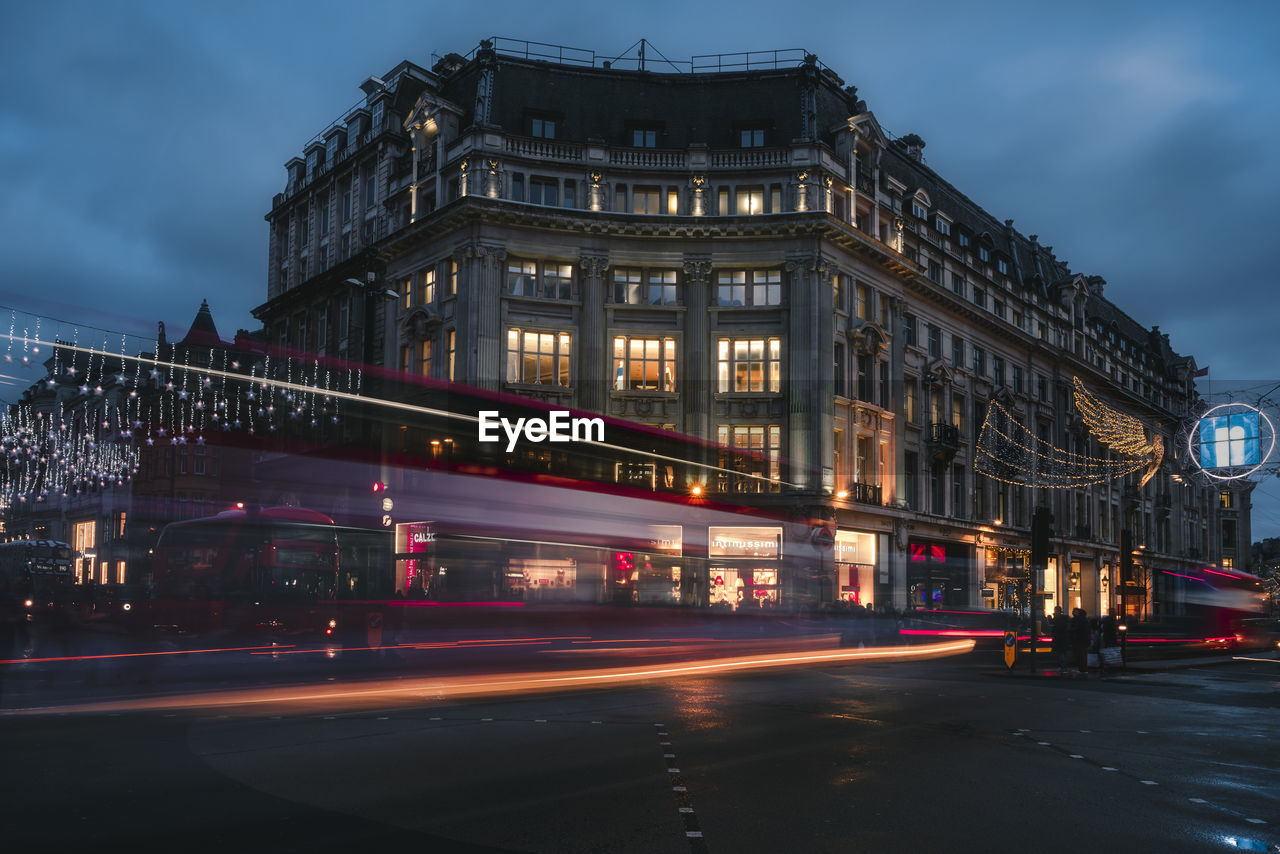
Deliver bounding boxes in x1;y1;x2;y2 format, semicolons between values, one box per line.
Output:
1185;402;1276;481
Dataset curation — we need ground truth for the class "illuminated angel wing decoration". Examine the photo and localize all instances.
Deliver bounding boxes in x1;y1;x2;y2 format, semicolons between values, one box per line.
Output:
974;378;1163;488
975;400;1146;488
1071;377;1163;487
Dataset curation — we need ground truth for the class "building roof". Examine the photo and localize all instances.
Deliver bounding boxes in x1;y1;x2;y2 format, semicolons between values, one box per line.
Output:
181;299;223;347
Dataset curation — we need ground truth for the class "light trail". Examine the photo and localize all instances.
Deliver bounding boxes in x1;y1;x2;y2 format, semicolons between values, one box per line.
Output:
0;643;297;665
1;639;974;716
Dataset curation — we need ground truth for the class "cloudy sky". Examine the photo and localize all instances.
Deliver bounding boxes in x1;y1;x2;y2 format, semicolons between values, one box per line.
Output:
2;0;1279;534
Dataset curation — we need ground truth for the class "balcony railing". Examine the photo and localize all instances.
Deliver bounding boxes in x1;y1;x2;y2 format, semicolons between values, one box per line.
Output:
844;481;882;506
927;422;960;447
609;148;687;168
855;171;875;195
505;135;584;162
710;148;790;169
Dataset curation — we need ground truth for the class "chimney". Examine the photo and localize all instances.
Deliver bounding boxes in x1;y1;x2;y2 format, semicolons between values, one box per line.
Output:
899;133;926;163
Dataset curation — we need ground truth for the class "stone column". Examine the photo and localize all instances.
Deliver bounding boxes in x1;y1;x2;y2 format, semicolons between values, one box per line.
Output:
681;258;712;443
785;257;835;492
578;255;608;414
455;243;506;389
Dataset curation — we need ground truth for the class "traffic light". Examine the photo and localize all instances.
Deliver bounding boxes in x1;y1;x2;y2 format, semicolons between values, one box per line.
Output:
1031;507;1054;568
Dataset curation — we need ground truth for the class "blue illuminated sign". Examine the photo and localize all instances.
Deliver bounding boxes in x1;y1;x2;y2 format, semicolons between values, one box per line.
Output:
1198;412;1260;469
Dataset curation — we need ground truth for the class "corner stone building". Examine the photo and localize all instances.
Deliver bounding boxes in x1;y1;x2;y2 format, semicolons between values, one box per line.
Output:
256;39;1252;617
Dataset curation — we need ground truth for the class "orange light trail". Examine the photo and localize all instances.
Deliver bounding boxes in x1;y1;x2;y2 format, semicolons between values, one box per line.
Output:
2;639;974;717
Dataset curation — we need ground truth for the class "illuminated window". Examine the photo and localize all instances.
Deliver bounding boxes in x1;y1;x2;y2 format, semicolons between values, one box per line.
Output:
448;259;458;296
115;560;127;584
855;283;870;320
716;269;781;306
736;187;765;215
420;268;436;305
400;277;413;309
717;424;782;482
447;329;456;381
419;340;432;376
506;328;572;387
1219;491;1233;509
632;186;661;214
613;336;677;391
717;337;782;393
904;377;918;423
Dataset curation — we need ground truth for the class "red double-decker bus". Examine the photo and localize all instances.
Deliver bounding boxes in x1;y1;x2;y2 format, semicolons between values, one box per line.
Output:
148;505;389;639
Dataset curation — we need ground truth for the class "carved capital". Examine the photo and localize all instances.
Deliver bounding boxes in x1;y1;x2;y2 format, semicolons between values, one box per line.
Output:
462;244;506;269
578;255;609;279
682;259;712;283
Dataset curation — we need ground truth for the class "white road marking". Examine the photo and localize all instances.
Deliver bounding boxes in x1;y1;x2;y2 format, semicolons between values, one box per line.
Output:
1140;780;1158;785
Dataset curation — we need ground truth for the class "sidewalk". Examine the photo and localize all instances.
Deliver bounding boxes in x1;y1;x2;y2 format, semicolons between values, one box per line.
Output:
988;647;1280;679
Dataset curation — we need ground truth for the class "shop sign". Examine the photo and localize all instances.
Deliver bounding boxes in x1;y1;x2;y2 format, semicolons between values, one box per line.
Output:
646;525;682;555
708;526;781;559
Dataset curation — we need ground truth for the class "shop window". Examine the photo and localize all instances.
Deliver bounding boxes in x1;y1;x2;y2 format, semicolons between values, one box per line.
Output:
506;328;572;387
717;338;781;393
613;336;677;391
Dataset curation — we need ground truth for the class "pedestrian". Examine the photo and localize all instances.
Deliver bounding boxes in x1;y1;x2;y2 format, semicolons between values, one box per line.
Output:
1070;608;1090;677
1050;605;1069;675
1099;613;1120;675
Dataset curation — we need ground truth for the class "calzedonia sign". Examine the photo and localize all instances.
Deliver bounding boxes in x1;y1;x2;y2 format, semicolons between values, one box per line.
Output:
478;410;604;452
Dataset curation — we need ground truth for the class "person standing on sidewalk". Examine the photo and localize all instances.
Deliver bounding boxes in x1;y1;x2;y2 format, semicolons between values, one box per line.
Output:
1051;606;1070;675
1070;608;1090;677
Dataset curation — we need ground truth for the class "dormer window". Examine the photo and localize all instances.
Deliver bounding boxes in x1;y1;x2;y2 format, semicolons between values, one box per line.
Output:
957;231;970;249
630;126;661;148
997;257;1009;276
528;114;558;139
371;100;385;132
978;245;990;263
935;217;951;236
740;127;766;148
912;201;928;220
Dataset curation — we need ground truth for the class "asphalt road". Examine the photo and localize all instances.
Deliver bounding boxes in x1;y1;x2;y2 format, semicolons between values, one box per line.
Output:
2;653;1276;853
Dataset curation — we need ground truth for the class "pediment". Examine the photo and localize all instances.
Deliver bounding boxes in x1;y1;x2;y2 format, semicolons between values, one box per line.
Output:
848;320;889;355
398;306;440;339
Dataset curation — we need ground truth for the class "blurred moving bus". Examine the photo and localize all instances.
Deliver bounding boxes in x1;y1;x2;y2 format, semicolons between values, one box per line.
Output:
149;506;391;638
0;539;73;613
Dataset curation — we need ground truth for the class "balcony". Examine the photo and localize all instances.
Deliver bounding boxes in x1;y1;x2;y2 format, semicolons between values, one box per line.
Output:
927;422;960;460
841;481;882;506
855;171;875;196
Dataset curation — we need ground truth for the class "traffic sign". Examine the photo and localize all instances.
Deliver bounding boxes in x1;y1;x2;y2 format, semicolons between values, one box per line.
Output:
1003;630;1017;669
